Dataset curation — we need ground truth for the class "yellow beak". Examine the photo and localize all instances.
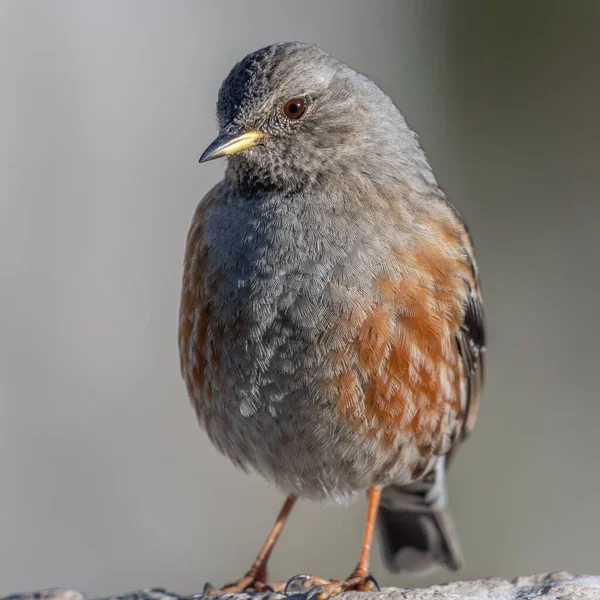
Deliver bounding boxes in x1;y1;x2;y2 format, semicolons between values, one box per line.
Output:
199;123;263;163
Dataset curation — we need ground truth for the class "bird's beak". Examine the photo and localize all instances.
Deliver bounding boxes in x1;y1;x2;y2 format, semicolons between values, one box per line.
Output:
199;123;263;163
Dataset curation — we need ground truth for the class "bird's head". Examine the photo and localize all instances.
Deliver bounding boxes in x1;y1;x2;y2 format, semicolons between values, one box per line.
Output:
200;42;413;195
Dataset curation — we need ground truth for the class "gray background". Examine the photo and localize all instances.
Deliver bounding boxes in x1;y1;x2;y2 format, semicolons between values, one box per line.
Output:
1;0;599;596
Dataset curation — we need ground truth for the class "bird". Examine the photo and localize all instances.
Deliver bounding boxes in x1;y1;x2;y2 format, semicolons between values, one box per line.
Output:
179;42;485;599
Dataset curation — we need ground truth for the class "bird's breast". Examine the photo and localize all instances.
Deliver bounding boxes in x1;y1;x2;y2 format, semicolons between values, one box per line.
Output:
180;186;472;481
179;190;368;425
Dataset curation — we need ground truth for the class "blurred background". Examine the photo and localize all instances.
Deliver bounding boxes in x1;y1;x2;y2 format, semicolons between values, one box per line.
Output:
1;0;599;596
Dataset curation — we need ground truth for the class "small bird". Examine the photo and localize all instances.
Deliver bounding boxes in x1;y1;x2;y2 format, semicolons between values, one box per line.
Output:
179;42;485;598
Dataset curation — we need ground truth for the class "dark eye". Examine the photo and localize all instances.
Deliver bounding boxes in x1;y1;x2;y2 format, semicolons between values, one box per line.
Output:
283;98;306;119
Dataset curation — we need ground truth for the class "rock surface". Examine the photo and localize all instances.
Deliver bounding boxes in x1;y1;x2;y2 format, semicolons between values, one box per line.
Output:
3;573;600;600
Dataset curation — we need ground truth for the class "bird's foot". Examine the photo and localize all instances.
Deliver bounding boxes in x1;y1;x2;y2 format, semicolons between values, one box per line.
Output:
202;569;286;596
285;572;379;599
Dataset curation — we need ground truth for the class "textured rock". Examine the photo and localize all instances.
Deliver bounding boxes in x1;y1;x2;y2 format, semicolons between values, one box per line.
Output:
3;573;600;600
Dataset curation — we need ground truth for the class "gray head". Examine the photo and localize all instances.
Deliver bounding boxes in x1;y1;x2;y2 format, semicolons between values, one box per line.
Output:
200;42;429;195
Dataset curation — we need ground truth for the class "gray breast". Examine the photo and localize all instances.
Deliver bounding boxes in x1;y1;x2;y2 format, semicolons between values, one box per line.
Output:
205;191;358;407
194;177;454;499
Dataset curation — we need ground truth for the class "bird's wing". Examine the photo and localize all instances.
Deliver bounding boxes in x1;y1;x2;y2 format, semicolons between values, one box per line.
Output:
446;231;486;466
179;183;224;429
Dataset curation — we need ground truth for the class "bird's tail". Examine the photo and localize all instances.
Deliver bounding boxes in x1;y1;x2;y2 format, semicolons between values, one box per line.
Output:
377;457;463;575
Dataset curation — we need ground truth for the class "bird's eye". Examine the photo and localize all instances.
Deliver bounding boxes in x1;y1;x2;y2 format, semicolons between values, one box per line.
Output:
283;98;306;119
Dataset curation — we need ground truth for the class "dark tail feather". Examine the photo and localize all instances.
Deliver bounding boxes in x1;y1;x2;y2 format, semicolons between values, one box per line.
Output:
377;458;463;574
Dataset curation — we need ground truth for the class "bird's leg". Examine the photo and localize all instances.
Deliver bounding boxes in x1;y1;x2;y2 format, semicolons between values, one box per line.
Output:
203;495;296;595
285;488;382;600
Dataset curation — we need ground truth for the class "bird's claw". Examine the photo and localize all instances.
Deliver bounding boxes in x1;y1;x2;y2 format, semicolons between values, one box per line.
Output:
363;573;380;591
285;574;316;594
305;586;326;600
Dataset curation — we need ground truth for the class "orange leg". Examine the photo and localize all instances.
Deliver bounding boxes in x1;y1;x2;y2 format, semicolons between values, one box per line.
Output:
204;495;296;595
354;486;381;577
285;487;382;599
